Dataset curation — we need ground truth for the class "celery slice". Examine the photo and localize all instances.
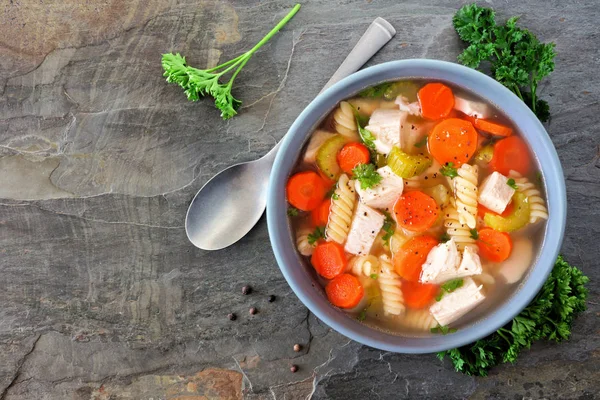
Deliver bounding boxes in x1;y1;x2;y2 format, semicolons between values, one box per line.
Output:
316;135;347;180
387;146;432;178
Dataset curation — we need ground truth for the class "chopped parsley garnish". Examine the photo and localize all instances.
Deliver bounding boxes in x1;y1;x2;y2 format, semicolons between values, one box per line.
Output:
352;163;383;189
307;226;325;245
469;229;479;240
440;162;459;178
507;178;518;189
370;273;378;280
381;211;396;246
436;278;464;301
452;4;555;122
357;308;368;321
414;136;428;148
287;207;299;217
358;82;393;98
440;233;451;243
331;192;340;200
431;324;458;335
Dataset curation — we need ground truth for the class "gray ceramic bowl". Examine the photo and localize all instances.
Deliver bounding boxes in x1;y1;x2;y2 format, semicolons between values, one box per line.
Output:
266;59;566;353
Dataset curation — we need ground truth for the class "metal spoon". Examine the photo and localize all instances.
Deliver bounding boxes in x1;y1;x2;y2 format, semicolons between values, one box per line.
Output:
186;18;396;250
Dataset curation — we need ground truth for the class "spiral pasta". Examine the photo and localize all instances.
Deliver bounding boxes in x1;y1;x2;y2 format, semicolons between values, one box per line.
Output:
444;199;478;252
454;164;478;229
400;309;438;331
378;255;405;316
348;255;380;277
295;226;315;257
508;170;548;224
332;101;360;141
326;174;357;245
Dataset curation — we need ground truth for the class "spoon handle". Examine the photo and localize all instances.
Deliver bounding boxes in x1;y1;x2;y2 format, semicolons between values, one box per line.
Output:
264;17;396;160
321;17;396;94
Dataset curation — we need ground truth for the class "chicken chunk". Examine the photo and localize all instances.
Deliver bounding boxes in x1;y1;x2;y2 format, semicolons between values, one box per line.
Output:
430;277;485;326
478;171;516;214
354;166;404;210
344;203;385;256
395;95;421;116
458;246;483;277
365;109;407;155
420;239;461;284
454;94;492;119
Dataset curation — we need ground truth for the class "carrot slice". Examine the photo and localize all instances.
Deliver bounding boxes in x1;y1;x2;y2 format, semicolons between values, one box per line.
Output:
326;273;364;309
474;119;513;137
418;83;455;120
286;171;327;211
311;198;332;227
401;280;439;309
478;201;514;218
394;235;439;282
337;143;371;174
489;136;531;176
477;227;513;263
394;191;439;232
428;118;478;167
311;241;347;279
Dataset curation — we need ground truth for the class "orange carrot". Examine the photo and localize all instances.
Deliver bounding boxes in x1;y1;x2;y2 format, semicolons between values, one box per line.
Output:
311;198;332;227
474;119;513;137
326;273;364;309
477;227;513;263
394;191;439;232
401;280;439;309
286;171;327;211
337;143;371;174
393;235;439;282
428;118;478;166
489;136;531;176
478;201;514;218
311;241;347;279
418;83;455;120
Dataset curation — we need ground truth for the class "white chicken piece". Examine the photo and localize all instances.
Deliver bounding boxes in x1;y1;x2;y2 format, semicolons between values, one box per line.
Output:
302;130;336;164
478;171;516;214
497;238;533;284
454;94;492;119
354;166;404;211
365;109;407;155
430;277;486;326
419;239;462;284
344;202;385;256
395;95;421;116
458;246;483;277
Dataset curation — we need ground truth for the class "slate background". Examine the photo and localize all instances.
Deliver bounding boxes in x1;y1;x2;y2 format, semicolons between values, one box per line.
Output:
0;0;598;398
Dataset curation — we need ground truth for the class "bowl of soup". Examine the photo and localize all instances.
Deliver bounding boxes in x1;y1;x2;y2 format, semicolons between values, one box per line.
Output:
266;59;565;353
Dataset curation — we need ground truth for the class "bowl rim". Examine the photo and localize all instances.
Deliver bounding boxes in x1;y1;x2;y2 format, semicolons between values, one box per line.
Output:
266;59;566;353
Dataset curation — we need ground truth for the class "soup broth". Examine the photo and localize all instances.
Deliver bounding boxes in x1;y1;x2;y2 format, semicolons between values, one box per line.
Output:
286;79;547;336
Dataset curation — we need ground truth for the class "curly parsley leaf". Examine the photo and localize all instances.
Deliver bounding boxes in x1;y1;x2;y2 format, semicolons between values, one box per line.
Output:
436;278;464;301
431;324;458;335
453;4;555;122
438;255;589;376
507;178;518;189
370;273;378;280
352;163;383;189
359;82;393;98
440;162;459;178
440;233;451;243
469;229;479;240
307;226;325;245
381;211;396;246
287;207;299;217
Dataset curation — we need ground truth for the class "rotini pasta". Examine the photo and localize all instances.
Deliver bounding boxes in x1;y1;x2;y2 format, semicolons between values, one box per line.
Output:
332;101;360;141
399;309;438;331
454;163;478;229
295;226;315;256
444;199;478;252
378;255;405;316
508;170;548;223
326;174;357;245
348;255;380;277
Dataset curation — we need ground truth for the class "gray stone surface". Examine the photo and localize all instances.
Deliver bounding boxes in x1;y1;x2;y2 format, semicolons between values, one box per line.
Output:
0;0;599;398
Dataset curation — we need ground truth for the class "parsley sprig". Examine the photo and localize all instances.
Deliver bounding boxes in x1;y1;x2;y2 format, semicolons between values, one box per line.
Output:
453;4;555;121
381;212;396;246
352;164;383;190
307;226;325;245
440;162;459;178
162;4;301;119
436;278;464;301
438;256;589;376
507;178;518;189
